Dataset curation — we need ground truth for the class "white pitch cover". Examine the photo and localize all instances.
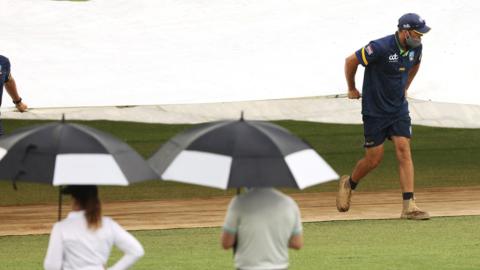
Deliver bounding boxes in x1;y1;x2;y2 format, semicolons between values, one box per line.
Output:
53;154;129;185
285;149;339;189
162;150;232;189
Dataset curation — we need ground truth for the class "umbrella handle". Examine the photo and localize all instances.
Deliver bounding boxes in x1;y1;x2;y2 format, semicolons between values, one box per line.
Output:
58;187;62;221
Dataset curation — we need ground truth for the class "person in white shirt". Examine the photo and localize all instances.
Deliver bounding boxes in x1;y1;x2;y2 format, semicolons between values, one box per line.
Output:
221;188;303;270
44;185;144;270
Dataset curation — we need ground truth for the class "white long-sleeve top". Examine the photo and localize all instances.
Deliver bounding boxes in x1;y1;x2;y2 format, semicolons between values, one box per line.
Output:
44;211;144;270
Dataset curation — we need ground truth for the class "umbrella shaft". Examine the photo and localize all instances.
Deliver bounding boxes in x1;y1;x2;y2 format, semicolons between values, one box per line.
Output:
58;188;62;221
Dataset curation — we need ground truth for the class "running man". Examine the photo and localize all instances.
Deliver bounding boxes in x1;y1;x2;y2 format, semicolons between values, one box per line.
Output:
337;13;431;220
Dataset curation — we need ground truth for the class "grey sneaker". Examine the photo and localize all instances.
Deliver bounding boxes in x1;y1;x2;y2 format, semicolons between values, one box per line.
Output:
401;199;430;220
336;175;352;212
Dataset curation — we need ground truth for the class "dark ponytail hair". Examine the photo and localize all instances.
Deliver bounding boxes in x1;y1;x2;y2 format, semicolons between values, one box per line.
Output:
63;185;102;230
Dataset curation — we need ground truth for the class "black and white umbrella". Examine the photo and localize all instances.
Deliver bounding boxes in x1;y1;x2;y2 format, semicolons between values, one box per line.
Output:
0;121;156;186
149;118;338;189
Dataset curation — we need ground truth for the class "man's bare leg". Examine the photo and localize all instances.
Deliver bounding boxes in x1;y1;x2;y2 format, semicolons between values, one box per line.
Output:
336;144;384;212
392;136;414;192
351;144;385;182
392;136;429;220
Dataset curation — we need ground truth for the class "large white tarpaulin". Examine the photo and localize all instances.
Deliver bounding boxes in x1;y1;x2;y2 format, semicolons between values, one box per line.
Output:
1;0;479;109
3;97;480;129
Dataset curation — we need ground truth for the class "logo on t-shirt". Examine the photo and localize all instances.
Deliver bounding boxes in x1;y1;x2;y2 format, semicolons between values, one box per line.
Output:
409;51;415;61
0;64;2;75
388;53;399;62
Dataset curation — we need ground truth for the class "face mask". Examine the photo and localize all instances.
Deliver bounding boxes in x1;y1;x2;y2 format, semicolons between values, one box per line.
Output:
405;31;421;48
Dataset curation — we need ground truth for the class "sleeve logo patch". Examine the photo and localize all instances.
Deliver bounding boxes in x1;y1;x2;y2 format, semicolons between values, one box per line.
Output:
365;45;373;55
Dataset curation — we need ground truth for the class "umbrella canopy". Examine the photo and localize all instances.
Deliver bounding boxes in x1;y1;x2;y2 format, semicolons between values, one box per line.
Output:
0;121;156;186
149;119;338;189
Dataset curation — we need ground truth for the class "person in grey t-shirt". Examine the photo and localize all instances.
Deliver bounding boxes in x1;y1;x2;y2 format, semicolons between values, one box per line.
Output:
221;188;303;270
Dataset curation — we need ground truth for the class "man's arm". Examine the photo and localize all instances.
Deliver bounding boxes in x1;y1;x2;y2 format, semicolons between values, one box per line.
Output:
405;63;420;97
221;231;236;250
288;234;303;250
221;197;238;250
345;53;361;99
4;74;28;112
289;201;303;250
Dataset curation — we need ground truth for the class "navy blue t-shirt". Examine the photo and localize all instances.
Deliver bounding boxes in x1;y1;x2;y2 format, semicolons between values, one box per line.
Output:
0;55;12;107
355;33;422;117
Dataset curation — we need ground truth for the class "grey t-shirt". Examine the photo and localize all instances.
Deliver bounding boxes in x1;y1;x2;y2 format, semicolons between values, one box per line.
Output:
223;188;303;270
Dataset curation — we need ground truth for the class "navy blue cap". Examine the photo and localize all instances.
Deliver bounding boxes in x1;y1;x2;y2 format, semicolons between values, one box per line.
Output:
398;13;431;34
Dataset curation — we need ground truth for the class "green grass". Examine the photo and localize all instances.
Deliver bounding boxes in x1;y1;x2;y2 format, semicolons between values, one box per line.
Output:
1;119;480;206
0;216;479;269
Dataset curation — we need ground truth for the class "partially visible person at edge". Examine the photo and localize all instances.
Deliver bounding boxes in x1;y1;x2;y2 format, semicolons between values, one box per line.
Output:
337;13;431;220
221;187;303;270
0;54;28;136
44;185;144;270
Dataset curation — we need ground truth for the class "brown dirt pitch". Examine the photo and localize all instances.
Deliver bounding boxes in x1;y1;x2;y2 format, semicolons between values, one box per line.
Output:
1;187;480;236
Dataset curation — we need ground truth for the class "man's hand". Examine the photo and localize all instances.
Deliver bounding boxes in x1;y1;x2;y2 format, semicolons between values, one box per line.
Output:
15;101;28;112
288;234;304;250
4;75;28;112
345;53;360;99
221;231;236;250
348;89;361;99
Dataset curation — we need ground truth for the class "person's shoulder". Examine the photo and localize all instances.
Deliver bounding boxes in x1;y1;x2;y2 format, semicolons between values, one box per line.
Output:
102;216;116;226
369;34;394;49
377;34;395;42
100;216;125;232
232;191;248;206
57;214;83;228
284;194;298;206
272;189;297;205
54;218;72;232
52;220;63;229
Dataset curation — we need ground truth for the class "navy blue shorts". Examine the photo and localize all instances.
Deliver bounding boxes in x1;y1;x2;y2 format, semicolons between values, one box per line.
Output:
362;115;411;148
